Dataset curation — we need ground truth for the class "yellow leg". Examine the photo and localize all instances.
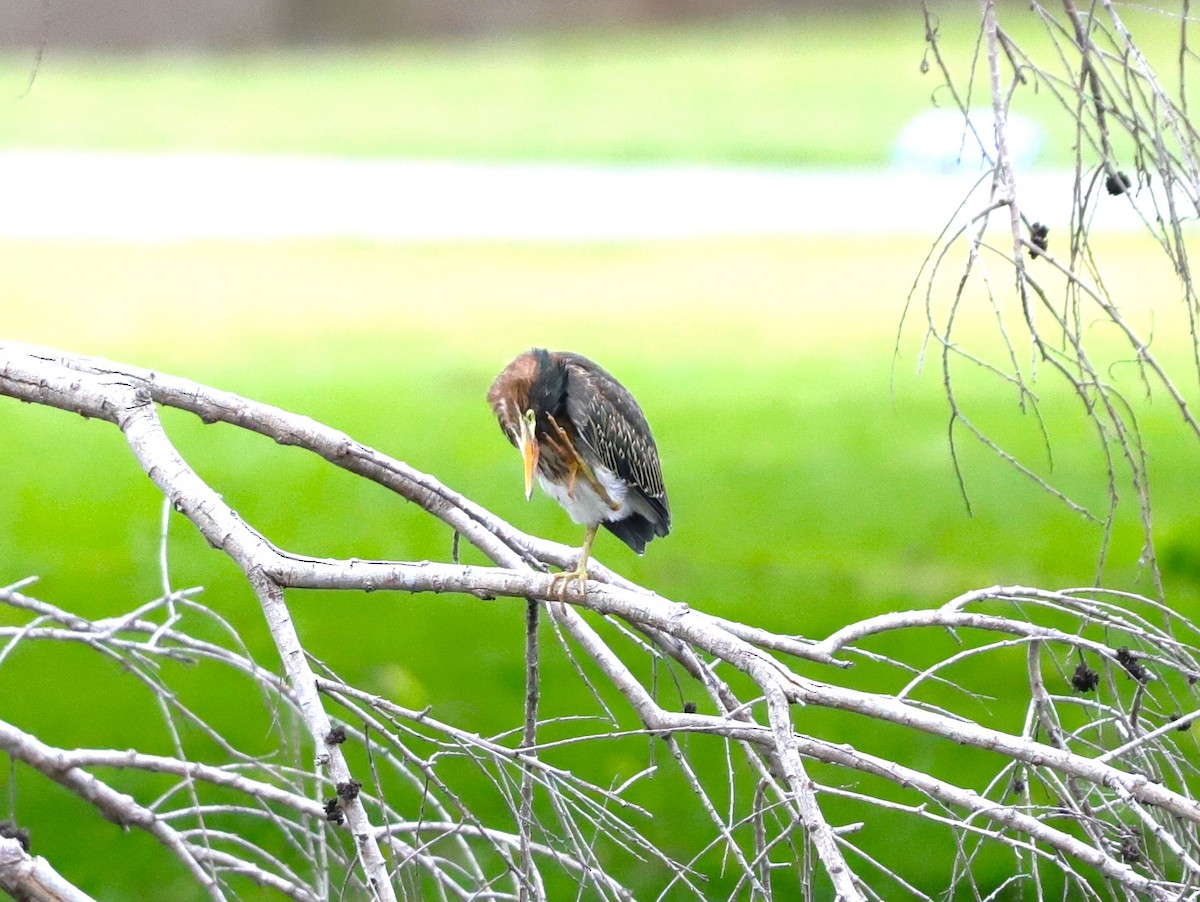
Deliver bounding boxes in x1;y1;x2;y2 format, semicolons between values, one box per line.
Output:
548;524;598;600
546;415;619;511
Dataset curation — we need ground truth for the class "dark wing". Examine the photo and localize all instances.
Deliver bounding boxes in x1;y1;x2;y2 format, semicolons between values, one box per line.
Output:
558;353;671;537
603;513;664;555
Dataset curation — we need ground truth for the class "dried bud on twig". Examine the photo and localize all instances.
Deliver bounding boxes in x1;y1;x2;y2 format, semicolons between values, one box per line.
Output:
324;726;347;745
1029;222;1049;259
1071;661;1099;693
1105;169;1132;195
1116;647;1149;683
323;797;345;825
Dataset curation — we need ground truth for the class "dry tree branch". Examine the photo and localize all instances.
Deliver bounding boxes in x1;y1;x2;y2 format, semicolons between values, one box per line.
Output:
909;1;1200;589
3;343;1200;899
0;580;644;901
0;836;97;902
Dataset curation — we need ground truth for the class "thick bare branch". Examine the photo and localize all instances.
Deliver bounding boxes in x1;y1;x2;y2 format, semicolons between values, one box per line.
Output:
0;838;98;902
4;344;1200;898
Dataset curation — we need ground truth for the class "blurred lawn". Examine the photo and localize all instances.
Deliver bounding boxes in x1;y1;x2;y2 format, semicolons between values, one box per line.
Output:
0;15;931;163
0;7;1186;166
4;233;1200;896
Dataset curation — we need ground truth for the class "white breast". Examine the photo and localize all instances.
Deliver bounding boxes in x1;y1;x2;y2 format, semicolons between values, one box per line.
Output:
538;465;632;526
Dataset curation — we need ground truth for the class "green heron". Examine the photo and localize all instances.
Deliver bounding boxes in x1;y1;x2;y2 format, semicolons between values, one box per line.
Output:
488;348;670;595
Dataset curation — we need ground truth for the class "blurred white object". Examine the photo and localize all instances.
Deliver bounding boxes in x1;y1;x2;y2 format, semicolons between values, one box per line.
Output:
892;108;1043;172
0;149;1144;241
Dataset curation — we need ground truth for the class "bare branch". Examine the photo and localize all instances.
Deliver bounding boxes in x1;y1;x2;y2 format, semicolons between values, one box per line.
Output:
0;838;98;902
4;344;1200;898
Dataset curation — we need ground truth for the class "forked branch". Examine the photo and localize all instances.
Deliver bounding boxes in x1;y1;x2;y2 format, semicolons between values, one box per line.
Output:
2;343;1199;899
908;1;1200;586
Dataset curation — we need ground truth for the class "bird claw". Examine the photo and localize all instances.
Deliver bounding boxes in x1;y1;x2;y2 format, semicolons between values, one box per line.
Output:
548;564;589;600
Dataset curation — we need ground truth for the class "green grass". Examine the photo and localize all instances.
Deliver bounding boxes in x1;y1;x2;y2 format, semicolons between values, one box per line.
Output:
4;235;1200;897
0;15;927;164
0;8;1188;166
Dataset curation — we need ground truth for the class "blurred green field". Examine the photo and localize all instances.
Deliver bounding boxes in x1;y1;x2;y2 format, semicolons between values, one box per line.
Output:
0;14;929;163
0;6;1188;166
4;233;1200;897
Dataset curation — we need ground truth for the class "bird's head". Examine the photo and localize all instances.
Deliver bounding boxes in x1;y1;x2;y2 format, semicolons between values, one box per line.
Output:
488;349;562;501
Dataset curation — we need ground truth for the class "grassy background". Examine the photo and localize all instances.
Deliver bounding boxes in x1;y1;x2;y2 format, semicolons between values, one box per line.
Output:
0;14;933;163
0;6;1187;166
5;235;1199;897
3;5;1200;899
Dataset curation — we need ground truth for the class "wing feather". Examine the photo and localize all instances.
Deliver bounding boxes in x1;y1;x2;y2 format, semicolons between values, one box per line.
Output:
559;353;671;534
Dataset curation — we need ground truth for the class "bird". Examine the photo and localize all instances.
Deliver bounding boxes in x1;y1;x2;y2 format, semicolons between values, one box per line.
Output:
488;348;670;596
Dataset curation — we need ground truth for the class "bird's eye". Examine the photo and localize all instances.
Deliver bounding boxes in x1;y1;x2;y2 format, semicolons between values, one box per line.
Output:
523;409;536;427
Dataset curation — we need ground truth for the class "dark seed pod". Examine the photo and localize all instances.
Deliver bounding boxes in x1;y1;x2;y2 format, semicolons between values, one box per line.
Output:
323;797;345;824
1071;661;1100;693
1029;222;1049;259
324;726;347;745
1105;169;1132;195
1116;646;1149;683
1119;831;1141;863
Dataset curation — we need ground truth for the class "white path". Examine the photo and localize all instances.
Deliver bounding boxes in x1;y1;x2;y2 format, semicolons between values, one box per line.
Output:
0;149;1164;241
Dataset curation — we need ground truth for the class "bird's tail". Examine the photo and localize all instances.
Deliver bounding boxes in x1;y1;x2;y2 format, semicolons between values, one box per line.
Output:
603;514;665;555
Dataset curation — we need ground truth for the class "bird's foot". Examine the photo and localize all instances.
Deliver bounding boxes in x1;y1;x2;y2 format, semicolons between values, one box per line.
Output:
548;561;590;600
